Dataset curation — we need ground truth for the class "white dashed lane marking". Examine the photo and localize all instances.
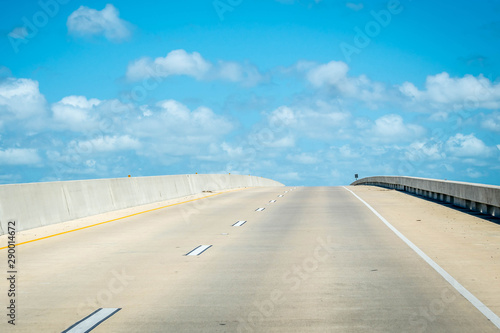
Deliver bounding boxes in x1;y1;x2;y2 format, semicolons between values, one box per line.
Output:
185;245;212;256
232;220;247;227
255;208;265;212
62;308;121;333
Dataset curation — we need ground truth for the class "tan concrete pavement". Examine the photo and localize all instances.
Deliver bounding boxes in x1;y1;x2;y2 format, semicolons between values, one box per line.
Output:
1;186;499;332
347;185;500;318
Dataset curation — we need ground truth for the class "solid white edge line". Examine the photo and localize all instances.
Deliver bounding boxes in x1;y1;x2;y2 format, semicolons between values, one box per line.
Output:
63;308;121;333
343;186;500;328
186;245;212;256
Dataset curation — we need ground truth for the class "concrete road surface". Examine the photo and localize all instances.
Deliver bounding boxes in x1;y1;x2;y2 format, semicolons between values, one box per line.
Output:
1;186;499;332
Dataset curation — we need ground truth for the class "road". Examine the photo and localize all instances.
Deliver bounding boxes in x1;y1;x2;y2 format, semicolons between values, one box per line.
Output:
1;186;499;332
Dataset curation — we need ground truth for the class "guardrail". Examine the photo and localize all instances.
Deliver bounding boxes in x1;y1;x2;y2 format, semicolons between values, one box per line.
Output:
0;174;284;235
351;176;500;218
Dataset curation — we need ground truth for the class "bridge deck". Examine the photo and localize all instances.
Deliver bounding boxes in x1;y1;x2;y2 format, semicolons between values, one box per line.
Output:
1;186;499;332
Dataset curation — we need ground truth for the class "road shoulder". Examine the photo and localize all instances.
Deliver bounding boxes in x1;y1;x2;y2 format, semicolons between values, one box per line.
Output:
347;185;500;316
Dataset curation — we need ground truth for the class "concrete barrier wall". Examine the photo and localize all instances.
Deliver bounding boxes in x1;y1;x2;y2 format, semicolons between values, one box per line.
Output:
0;174;284;235
351;176;500;218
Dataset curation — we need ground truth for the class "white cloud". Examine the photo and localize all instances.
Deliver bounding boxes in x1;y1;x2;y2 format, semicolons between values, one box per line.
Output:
445;133;492;157
216;61;264;86
45;97;234;169
305;60;385;105
260;135;295;148
338;144;361;159
126;49;264;86
51;95;101;131
221;142;245;159
244;125;295;149
8;27;28;40
0;78;47;119
286;152;319;164
216;61;242;82
67;4;132;41
481;112;500;132
155;100;231;134
399;81;422;100
130;100;233;157
268;106;297;128
282;60;317;75
299;62;500;113
70;135;140;153
405;141;445;161
369;114;425;143
466;168;484;178
307;61;349;87
58;95;101;109
0;148;41;165
267;103;350;140
241;102;350;154
50;96;133;134
399;72;500;110
127;50;211;81
202;142;254;164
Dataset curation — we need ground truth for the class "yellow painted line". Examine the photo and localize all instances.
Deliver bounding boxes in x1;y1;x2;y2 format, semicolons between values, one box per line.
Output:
0;188;246;250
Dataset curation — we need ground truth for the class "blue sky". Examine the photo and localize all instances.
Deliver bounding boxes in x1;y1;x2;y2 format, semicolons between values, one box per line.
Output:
1;0;500;186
